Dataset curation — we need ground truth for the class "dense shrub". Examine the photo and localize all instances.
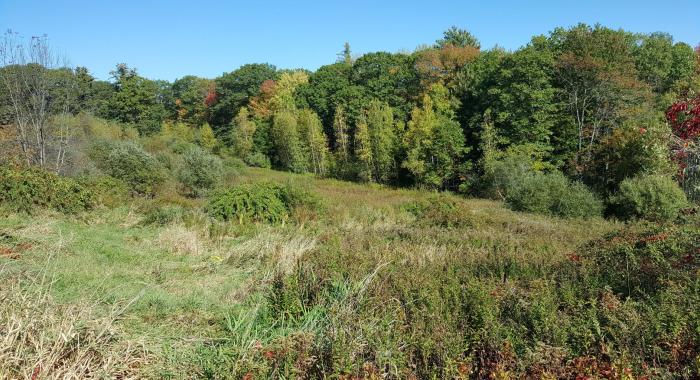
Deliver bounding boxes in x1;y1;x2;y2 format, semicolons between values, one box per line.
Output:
611;174;687;221
506;172;603;218
176;146;223;197
207;182;320;224
245;152;272;168
141;205;185;225
88;140;166;196
402;194;473;227
77;176;129;208
0;166;94;213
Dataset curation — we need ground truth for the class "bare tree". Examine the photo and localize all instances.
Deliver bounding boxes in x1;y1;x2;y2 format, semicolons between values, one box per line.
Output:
0;30;74;172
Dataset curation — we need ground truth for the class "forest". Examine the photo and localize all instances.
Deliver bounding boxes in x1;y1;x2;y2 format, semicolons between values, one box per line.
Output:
0;23;699;378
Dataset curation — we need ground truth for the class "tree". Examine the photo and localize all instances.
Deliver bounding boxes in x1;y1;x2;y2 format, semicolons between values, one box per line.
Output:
172;75;212;126
297;109;329;175
197;122;217;151
634;33;696;94
270;110;305;172
0;31;76;171
363;100;397;183
552;24;652;175
105;63;168;135
403;84;467;188
210;63;277;131
338;42;353;65
354;115;373;182
351;52;420;121
435;26;480;49
230;108;256;158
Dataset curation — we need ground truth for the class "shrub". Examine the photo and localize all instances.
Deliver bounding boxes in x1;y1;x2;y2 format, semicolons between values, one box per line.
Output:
176;146;223;197
89;140;166;196
141;205;185;225
207;182;321;224
0;166;94;214
506;172;602;219
402;194;473;228
611;174;688;221
245;152;272;168
77;176;129;208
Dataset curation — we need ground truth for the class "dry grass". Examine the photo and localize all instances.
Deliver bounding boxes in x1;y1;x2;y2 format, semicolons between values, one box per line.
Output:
0;270;148;379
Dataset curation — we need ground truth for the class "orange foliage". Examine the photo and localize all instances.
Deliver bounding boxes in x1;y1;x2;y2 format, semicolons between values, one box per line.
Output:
248;79;278;119
415;43;479;87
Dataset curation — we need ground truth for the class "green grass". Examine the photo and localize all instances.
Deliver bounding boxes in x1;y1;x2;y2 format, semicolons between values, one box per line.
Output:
8;166;698;378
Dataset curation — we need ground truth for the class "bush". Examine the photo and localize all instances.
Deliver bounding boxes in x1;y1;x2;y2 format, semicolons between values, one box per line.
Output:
245;152;272;168
611;174;687;221
77;176;129;208
0;166;94;214
207;182;320;224
176;146;223;197
89;140;166;196
141;205;185;225
402;194;473;228
506;172;602;219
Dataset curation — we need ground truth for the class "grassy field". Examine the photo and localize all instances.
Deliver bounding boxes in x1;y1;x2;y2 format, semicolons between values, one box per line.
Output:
3;166;699;379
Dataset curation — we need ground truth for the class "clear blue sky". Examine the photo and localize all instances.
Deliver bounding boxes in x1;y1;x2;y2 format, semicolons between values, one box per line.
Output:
1;0;698;81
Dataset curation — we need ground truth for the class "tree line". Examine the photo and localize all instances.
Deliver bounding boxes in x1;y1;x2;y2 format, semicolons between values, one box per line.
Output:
1;24;699;201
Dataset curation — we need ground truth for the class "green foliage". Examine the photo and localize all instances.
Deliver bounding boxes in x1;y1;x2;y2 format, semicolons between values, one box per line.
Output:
270;110;306;172
196;123;217;151
403;84;467;188
89;140;166;196
207;182;320;224
611;175;688;221
176;146;223;197
141;204;185;225
297;109;330;176
211;63;278;131
435;26;480;49
230;108;256;158
364;100;397;183
104;64;169;135
0;166;94;213
506;172;603;218
244;152;272;168
401;194;474;228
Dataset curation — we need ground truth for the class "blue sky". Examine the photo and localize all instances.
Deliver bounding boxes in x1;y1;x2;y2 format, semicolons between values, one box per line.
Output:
1;0;698;81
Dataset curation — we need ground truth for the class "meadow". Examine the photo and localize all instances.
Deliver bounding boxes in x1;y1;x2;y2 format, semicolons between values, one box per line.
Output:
2;164;698;379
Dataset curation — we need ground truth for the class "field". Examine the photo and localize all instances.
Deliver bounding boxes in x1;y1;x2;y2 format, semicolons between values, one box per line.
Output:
1;165;639;379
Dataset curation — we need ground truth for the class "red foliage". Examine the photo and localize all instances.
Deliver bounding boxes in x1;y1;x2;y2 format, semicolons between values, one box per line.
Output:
666;93;700;141
204;83;217;107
